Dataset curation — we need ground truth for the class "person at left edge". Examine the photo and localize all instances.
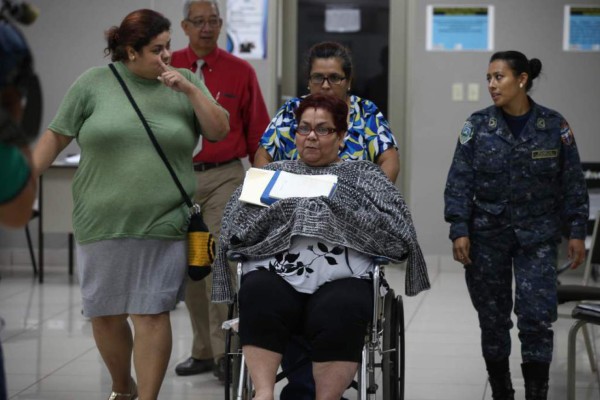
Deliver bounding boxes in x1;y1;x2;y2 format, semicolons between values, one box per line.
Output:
170;0;270;380
0;15;40;400
0;17;36;228
32;9;229;400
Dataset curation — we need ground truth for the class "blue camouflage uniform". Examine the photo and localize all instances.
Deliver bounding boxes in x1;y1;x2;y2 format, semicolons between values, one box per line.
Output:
444;99;589;363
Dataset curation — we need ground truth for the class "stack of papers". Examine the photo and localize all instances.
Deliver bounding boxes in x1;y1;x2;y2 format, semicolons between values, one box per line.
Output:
239;168;338;207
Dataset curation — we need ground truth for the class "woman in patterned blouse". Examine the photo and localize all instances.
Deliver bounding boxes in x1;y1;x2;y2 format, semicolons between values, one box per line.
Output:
254;41;400;182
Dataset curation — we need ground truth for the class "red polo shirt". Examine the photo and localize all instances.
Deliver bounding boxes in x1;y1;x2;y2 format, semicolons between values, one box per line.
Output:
171;46;269;164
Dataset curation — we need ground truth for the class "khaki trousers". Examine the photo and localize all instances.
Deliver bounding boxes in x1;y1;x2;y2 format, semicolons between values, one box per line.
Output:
185;160;245;361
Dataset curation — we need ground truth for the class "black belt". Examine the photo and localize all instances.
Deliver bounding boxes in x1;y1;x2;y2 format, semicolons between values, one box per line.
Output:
193;158;239;172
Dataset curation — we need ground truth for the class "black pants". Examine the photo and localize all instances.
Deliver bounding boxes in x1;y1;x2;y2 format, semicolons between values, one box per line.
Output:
238;269;373;362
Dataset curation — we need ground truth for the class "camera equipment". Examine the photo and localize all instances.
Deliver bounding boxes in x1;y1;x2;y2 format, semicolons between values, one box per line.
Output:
0;0;42;146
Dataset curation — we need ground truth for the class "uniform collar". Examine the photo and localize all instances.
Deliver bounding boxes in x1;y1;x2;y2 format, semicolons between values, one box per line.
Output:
489;97;544;145
488;106;512;144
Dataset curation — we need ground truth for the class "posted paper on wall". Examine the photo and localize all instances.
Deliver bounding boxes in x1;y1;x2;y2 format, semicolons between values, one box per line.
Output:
226;0;268;59
563;6;600;51
426;5;494;51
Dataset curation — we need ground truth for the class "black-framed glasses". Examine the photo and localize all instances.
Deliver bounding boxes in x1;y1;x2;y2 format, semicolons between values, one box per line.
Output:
186;18;220;28
296;125;338;136
309;74;346;85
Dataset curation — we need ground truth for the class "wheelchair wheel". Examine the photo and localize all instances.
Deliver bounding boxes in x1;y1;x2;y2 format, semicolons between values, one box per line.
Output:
224;296;237;400
225;294;252;400
382;290;405;400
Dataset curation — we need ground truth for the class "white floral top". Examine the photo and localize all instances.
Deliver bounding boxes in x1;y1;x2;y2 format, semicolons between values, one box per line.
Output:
243;236;373;294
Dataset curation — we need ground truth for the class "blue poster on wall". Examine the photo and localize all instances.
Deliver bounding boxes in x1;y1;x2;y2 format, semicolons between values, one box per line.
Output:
426;6;494;51
564;6;600;51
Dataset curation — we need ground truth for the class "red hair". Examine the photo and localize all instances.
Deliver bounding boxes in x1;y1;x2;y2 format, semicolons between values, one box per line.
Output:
104;9;170;62
295;93;348;133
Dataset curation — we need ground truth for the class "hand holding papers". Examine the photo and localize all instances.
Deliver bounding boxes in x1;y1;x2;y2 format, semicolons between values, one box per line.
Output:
239;168;338;207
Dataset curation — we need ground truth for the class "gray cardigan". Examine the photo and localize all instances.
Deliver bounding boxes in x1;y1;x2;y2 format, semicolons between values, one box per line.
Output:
211;160;430;302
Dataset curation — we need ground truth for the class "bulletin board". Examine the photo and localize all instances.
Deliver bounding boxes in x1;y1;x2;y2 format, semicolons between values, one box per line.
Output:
563;5;600;51
226;0;268;59
426;5;494;51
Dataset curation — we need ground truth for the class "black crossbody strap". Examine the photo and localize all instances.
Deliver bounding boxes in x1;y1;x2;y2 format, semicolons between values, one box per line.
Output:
109;63;193;209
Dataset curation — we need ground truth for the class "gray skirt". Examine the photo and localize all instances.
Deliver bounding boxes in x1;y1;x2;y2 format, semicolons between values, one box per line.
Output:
76;238;187;318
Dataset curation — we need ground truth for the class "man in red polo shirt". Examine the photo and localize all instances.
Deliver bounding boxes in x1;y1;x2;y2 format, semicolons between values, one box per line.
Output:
171;0;270;380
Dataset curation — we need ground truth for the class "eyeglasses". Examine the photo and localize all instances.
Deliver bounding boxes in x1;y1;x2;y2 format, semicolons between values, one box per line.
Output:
309;74;346;85
296;125;338;136
186;18;220;28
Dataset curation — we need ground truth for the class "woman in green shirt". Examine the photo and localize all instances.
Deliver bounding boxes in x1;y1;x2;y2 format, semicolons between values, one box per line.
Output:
32;9;228;400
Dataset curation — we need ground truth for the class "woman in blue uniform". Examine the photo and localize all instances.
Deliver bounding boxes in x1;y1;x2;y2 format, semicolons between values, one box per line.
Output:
444;50;589;400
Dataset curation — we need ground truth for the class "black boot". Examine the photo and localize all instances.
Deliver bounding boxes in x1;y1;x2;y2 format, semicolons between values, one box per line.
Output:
522;362;550;400
485;358;515;400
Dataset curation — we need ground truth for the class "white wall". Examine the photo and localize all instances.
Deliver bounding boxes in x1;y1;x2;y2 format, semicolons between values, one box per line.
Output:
2;0;599;266
0;0;278;259
20;0;278;151
405;0;600;257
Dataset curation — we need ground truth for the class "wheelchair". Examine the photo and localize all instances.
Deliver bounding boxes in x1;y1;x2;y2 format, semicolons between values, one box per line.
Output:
223;253;405;400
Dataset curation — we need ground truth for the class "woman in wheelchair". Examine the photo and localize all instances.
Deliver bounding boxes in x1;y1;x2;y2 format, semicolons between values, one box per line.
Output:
211;93;430;400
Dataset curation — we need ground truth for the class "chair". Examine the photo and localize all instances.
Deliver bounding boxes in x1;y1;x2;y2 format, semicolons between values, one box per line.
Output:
24;202;75;283
560;211;600;399
24;209;40;276
557;211;600;304
567;304;600;400
223;253;405;400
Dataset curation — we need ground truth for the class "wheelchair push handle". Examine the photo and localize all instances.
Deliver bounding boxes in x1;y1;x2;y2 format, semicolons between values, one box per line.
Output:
372;256;391;266
227;251;247;263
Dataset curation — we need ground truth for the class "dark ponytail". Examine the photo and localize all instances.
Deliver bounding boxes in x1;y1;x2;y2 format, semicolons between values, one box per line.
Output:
490;50;542;92
104;26;122;61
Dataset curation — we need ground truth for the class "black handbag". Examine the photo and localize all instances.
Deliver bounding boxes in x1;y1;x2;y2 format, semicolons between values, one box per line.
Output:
109;63;214;281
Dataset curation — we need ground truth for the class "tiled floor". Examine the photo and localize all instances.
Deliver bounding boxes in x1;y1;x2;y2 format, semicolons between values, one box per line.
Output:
1;257;600;399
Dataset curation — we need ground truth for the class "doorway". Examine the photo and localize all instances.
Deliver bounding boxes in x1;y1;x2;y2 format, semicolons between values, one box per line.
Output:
293;0;390;116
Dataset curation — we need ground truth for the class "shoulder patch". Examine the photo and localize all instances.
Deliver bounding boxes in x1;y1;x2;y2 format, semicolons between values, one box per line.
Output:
536;118;546;129
459;121;474;144
560;120;575;146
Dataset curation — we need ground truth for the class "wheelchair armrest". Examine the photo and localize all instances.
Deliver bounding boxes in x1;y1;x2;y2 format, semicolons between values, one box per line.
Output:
372;256;390;266
557;285;600;304
227;251;247;262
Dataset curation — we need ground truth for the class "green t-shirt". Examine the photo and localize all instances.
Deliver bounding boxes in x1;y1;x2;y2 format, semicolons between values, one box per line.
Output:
49;62;215;243
0;143;30;203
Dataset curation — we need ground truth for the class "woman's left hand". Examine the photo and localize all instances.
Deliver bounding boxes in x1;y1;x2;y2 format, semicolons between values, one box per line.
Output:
157;59;193;94
568;238;586;269
452;236;472;265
